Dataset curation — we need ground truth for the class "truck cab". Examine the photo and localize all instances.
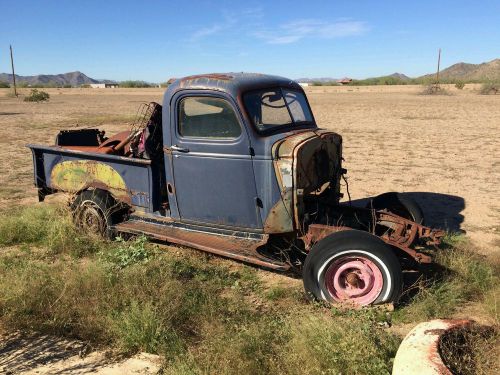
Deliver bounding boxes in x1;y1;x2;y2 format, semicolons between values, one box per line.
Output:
161;73;341;234
28;73;444;307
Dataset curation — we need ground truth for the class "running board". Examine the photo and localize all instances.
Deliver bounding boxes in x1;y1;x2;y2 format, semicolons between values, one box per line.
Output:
113;220;290;271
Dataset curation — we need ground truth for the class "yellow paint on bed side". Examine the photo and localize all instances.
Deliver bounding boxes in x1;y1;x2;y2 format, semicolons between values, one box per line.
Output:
50;160;128;200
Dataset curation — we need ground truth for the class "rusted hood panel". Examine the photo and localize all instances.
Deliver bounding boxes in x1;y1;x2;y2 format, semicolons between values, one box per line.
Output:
272;129;341;159
266;130;342;233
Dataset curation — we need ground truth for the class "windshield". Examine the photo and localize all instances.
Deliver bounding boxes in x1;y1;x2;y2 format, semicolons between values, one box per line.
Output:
243;88;314;133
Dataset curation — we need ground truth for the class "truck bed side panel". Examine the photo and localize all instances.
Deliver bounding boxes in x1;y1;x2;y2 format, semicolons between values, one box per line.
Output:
28;145;154;211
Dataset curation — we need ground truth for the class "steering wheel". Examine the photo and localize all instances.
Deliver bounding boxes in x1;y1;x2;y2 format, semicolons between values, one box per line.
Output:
261;93;298;108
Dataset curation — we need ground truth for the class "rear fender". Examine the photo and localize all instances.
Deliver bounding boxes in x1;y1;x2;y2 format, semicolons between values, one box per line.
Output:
50;160;132;205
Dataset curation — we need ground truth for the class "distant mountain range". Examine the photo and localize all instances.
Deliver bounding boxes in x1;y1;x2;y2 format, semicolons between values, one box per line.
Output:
296;58;499;83
418;58;500;81
295;77;339;83
296;73;412;83
1;58;498;86
388;72;411;81
0;71;116;86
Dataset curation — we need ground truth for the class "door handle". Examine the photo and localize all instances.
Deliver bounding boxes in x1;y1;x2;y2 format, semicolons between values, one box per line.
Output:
170;145;190;153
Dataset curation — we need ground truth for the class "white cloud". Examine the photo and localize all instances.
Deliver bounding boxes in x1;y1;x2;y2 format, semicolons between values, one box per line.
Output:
188;7;263;43
254;19;368;45
189;24;224;42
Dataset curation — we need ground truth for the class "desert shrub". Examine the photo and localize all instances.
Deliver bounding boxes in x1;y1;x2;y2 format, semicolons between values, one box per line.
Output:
421;84;449;95
0;81;10;88
351;76;409;86
119;80;153;88
23;88;50;102
480;81;499;95
455;81;465;89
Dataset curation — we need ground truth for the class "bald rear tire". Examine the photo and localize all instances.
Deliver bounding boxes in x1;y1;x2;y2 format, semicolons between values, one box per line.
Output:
303;230;402;306
71;190;118;239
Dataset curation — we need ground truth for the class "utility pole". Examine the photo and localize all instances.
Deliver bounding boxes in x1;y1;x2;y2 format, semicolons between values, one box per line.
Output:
435;48;441;85
10;45;18;96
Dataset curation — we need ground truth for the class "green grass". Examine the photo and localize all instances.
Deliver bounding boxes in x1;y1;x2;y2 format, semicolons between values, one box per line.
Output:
0;204;104;256
0;205;498;374
394;234;499;324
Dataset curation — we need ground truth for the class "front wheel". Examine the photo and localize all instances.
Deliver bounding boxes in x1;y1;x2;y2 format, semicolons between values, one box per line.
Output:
303;230;402;306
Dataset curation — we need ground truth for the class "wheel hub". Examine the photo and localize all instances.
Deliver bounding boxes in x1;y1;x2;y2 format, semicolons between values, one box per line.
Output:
324;256;383;305
78;203;105;234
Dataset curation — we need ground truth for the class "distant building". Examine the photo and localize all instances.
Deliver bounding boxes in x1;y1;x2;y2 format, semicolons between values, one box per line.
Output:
89;83;119;88
337;78;352;85
298;82;310;87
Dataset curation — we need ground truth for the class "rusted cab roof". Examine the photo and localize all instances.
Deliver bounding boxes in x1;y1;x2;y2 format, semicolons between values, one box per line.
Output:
164;72;303;100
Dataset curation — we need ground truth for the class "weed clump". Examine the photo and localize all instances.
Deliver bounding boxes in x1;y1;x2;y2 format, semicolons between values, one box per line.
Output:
421;84;450;95
0;204;102;256
440;323;499;375
394;235;499;323
24;89;50;102
99;235;152;269
479;81;499;95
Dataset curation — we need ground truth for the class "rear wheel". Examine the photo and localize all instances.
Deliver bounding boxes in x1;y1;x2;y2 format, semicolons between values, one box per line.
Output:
367;192;424;224
303;230;402;306
71;190;119;238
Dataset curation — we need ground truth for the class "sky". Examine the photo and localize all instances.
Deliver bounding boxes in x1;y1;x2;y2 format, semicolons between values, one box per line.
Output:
1;0;499;82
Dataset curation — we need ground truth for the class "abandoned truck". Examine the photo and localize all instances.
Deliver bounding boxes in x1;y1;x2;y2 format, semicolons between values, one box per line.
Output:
28;73;444;306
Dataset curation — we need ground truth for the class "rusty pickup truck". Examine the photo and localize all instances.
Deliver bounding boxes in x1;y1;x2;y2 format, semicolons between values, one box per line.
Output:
28;73;444;306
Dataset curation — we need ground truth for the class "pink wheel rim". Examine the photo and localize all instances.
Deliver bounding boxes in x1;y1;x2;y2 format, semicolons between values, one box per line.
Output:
324;256;384;305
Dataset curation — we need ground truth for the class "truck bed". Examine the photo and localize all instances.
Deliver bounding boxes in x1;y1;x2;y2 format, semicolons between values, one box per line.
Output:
27;144;157;212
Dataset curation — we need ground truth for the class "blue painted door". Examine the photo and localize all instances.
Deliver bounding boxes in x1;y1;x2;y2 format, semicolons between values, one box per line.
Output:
170;92;262;230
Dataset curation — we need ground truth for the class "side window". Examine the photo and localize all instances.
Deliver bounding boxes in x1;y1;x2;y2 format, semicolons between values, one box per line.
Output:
178;97;242;138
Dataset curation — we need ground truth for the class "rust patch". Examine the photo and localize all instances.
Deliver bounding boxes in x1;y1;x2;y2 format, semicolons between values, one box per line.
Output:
303;223;351;250
263;190;294;233
302;211;445;263
50;160;131;204
376;211;445;263
180;73;234;82
114;220;290;271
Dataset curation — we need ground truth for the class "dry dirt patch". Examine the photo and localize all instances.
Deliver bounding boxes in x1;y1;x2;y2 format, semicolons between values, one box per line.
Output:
0;329;160;374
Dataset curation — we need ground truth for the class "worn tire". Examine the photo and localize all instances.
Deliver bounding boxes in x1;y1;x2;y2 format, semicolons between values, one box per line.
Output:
303;230;402;306
367;192;424;224
71;189;119;238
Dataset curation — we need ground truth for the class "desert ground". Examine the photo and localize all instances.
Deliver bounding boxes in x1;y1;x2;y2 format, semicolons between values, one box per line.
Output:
0;84;498;254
